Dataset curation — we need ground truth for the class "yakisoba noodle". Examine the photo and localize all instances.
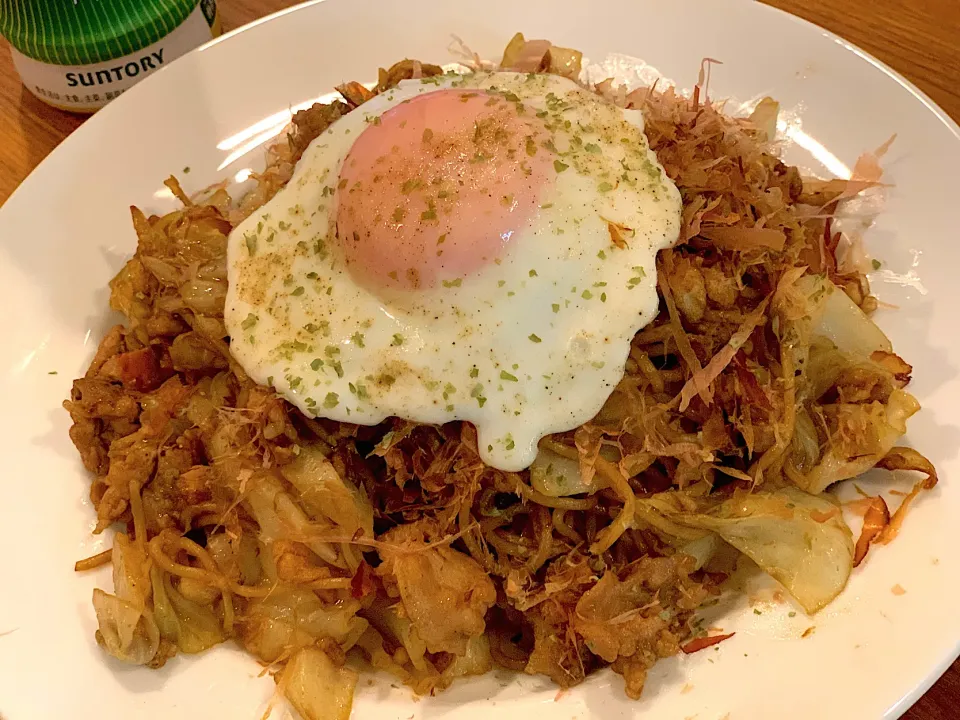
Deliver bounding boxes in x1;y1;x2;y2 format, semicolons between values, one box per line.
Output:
65;34;935;720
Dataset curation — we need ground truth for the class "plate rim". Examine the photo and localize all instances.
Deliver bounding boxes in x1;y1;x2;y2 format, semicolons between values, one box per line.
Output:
753;10;960;714
5;0;959;215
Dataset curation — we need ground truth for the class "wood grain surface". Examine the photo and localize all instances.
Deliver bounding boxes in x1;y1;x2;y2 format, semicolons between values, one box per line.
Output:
1;0;958;716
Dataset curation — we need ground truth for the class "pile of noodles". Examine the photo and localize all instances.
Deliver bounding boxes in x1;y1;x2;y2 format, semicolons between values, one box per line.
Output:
65;34;935;720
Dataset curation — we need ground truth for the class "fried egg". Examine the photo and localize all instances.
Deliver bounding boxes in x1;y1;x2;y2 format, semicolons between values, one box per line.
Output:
225;71;681;471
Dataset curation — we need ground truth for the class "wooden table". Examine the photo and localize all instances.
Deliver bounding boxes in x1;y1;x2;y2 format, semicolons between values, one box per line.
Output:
1;0;957;716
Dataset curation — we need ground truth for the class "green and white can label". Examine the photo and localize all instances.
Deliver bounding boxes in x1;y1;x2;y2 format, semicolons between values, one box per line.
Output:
1;2;219;112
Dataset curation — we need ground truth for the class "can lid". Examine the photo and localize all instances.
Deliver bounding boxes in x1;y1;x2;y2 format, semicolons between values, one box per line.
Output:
0;0;200;65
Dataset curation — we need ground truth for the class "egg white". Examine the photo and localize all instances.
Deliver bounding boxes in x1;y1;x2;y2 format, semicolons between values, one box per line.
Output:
224;71;681;471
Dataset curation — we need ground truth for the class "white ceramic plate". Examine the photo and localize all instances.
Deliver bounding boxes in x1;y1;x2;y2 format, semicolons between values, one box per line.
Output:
2;1;959;718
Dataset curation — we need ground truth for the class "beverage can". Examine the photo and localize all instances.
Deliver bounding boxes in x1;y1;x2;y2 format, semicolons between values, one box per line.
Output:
0;0;221;112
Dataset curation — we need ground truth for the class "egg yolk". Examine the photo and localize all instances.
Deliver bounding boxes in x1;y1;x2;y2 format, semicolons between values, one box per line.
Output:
336;89;554;292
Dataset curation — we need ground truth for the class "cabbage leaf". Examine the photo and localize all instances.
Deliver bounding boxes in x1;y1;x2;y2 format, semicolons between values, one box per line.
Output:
636;487;853;613
280;646;358;720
